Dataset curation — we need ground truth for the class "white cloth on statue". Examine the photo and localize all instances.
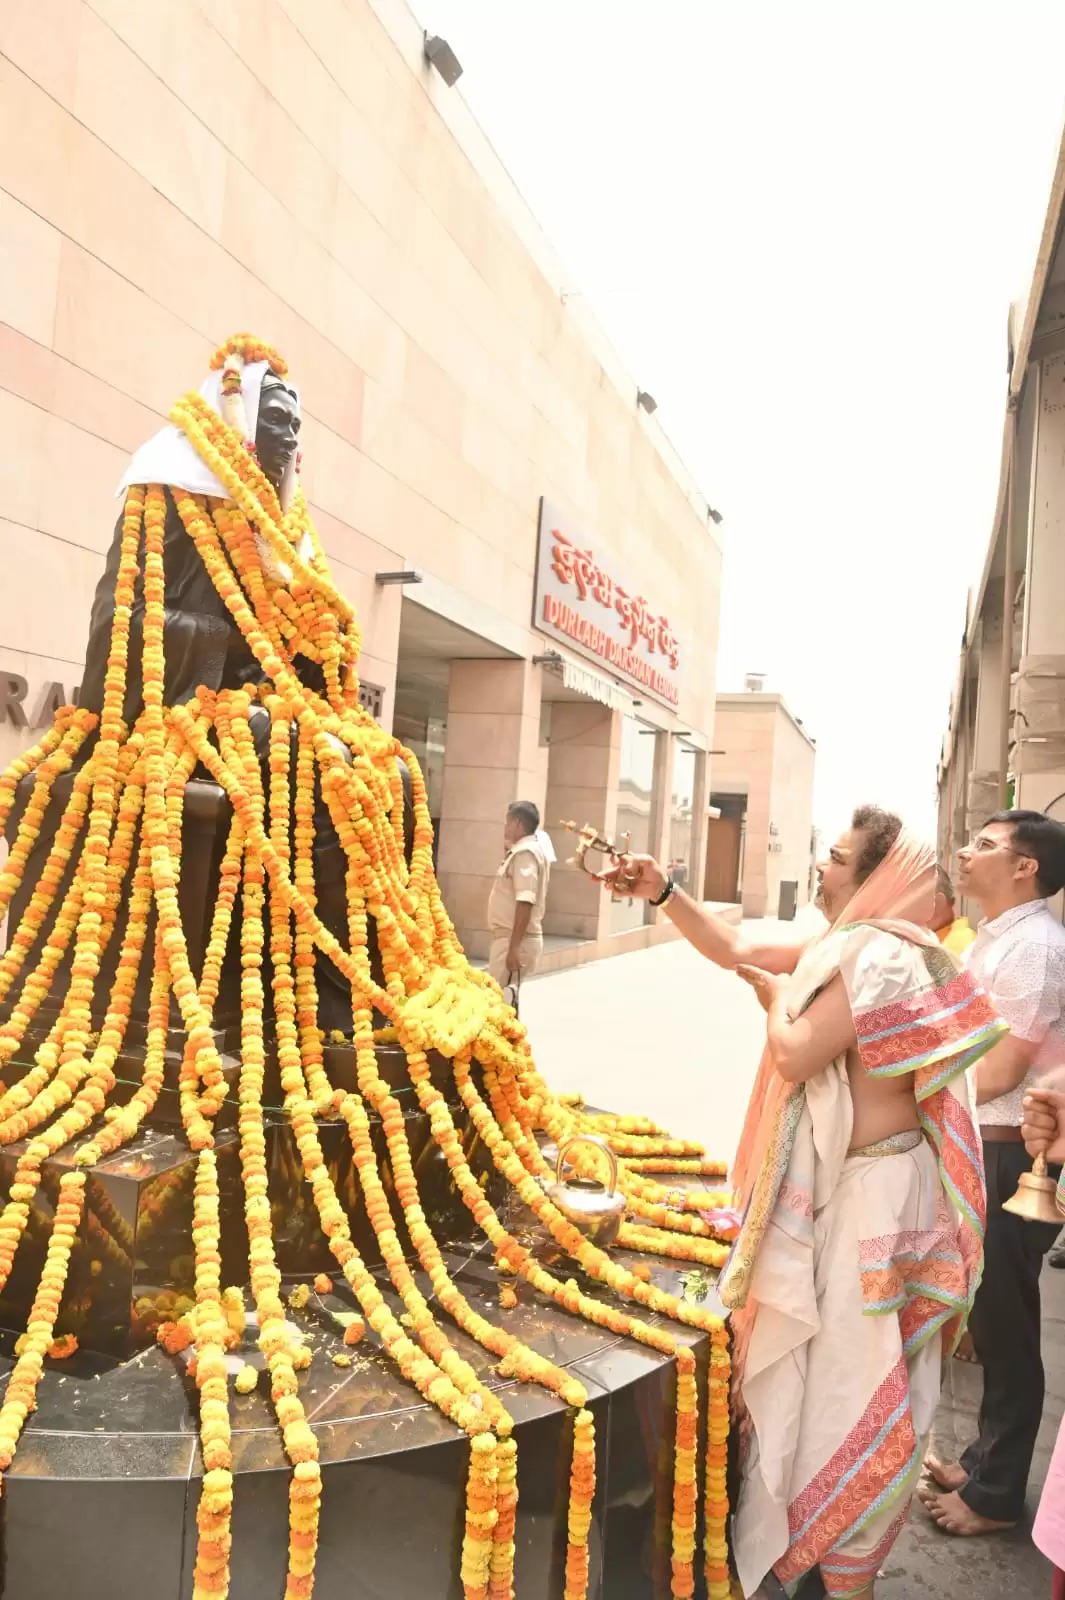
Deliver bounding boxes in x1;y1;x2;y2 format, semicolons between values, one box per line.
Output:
115;360;303;513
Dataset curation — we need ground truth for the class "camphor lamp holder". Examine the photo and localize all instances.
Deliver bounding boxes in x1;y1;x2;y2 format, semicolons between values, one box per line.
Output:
560;821;633;896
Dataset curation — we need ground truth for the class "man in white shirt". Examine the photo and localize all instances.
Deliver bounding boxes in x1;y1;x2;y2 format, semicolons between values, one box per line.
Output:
922;810;1065;1537
485;801;550;989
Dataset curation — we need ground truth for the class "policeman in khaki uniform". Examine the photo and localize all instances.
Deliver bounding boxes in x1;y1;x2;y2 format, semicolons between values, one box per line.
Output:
487;801;549;987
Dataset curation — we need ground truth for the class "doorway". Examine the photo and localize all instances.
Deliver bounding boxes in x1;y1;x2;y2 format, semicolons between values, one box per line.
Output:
704;817;742;903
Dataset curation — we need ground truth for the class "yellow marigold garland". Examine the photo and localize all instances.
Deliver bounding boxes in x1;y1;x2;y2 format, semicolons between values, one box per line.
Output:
671;1350;699;1598
0;337;735;1598
0;1171;84;1473
705;1331;732;1600
615;1223;730;1270
564;1409;596;1600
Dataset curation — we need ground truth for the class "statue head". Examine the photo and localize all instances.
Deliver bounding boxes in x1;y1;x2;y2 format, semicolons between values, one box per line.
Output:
117;337;303;512
255;372;301;491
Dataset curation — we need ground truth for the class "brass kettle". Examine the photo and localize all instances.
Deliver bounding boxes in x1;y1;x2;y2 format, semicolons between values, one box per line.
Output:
546;1133;626;1247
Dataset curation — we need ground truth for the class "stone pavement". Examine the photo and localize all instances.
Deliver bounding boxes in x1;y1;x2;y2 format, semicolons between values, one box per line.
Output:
519;924;1063;1600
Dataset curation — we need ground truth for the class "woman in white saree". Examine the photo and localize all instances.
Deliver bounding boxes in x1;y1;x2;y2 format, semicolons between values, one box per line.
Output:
605;808;1005;1597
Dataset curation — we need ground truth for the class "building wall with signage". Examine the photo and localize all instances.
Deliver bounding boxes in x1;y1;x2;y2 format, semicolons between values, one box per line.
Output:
1;0;722;960
711;694;816;918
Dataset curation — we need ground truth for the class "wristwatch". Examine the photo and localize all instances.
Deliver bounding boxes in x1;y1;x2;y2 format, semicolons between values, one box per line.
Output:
650;873;676;908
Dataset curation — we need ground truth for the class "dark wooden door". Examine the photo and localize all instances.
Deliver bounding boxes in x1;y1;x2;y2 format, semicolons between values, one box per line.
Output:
704;817;742;903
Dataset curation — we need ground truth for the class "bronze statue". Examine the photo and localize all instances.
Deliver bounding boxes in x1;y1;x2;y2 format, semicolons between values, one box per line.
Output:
11;365;411;1046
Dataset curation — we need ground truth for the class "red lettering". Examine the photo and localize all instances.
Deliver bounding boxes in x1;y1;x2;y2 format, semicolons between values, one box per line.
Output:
542;577;679;703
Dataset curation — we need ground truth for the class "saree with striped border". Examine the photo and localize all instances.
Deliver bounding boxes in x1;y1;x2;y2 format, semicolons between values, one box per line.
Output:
722;924;1004;1597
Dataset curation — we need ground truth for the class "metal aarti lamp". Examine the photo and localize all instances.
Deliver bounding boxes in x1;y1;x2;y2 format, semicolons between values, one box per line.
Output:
560;820;631;893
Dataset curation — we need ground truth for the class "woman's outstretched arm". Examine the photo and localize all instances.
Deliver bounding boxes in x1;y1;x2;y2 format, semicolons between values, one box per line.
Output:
601;853;805;974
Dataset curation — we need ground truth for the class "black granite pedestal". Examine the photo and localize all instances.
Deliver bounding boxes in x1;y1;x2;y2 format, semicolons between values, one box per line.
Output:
0;1242;724;1600
0;1084;507;1359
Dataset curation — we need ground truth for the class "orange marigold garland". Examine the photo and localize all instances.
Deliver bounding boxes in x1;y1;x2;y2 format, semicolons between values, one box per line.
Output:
670;1350;699;1598
564;1408;596;1600
705;1329;732;1600
189;1147;234;1600
0;335;735;1598
489;1434;518;1600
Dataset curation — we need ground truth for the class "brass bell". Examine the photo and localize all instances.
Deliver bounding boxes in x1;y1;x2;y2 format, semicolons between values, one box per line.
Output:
545;1133;627;1248
1002;1151;1062;1226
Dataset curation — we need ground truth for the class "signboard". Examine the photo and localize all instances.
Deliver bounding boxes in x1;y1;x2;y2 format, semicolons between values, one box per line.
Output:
1;673;77;730
532;499;681;708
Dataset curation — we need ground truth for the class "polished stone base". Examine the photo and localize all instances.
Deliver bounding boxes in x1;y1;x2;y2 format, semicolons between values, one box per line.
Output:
0;1243;724;1600
0;1085;506;1358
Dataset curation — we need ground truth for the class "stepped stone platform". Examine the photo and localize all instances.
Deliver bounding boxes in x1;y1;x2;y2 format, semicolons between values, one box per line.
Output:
0;1241;723;1600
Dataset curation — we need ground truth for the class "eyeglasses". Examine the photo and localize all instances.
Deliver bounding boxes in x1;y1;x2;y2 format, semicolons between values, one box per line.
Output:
964;836;1032;861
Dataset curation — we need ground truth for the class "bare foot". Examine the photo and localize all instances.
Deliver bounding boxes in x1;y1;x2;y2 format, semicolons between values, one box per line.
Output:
924;1489;1016;1536
922;1453;968;1492
953;1331;979;1364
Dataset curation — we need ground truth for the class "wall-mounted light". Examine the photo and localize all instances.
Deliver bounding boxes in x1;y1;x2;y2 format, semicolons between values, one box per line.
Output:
423;33;463;86
636;390;657;414
375;570;423;586
707;507;723;525
532;650;563;666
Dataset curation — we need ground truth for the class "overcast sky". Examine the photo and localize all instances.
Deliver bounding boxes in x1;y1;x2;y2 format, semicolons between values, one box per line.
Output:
412;0;1065;841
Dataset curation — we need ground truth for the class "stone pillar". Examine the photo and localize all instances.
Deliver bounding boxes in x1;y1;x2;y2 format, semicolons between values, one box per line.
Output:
1017;355;1065;815
436;660;546;959
542;701;620;943
648;728;671;869
966;601;1003;836
690;751;711;905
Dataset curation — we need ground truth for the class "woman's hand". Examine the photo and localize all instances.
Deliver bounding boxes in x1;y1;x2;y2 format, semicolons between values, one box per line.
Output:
597;853;668;901
1022;1088;1065;1165
735;964;787;1014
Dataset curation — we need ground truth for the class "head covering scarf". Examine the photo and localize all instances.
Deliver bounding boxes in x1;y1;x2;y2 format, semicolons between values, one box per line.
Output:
723;824;1003;1349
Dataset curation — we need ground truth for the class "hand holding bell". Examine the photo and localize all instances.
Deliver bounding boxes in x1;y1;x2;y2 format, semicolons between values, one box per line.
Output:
1005;1088;1065;1224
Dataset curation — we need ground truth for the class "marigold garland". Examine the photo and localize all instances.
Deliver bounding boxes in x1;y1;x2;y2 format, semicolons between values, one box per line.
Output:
0;335;735;1598
670;1350;699;1598
564;1409;596;1600
0;1171;84;1474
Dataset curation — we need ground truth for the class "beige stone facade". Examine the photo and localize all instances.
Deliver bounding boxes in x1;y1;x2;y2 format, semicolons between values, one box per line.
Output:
0;0;723;961
709;693;816;918
937;128;1065;892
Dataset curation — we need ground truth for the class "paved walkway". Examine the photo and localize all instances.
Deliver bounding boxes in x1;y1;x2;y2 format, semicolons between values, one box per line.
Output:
520;925;1063;1600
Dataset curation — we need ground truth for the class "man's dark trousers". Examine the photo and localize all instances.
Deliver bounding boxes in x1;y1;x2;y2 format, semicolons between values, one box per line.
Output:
961;1138;1060;1520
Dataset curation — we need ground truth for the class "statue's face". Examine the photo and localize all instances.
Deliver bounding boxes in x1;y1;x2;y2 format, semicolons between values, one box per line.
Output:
255;380;300;488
